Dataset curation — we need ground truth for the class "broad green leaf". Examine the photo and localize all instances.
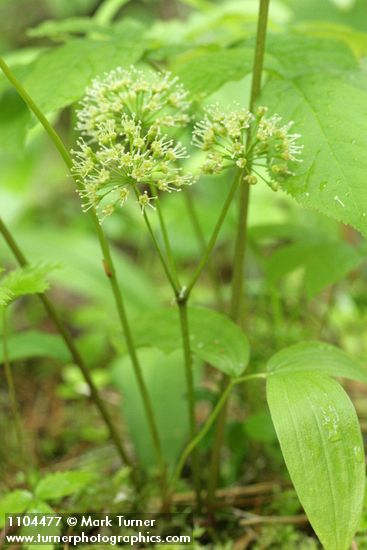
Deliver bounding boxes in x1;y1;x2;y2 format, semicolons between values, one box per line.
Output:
111;349;201;469
267;372;365;550
266;241;363;299
0;330;70;364
267;341;367;383
35;471;95;502
264;34;357;76
295;21;367;58
172;47;254;97
22;20;146;113
171;35;356;99
124;307;250;377
260;70;367;238
0;490;33;528
1;262;58;303
282;0;367;33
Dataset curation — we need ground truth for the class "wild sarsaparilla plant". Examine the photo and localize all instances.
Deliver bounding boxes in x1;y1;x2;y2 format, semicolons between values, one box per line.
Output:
0;0;366;548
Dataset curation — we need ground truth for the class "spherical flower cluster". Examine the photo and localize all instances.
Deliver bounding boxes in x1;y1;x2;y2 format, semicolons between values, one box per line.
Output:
76;66;191;140
193;104;302;189
71;67;194;222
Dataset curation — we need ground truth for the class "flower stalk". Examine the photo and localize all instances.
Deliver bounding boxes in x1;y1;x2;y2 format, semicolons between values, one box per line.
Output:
206;0;272;509
0;58;165;483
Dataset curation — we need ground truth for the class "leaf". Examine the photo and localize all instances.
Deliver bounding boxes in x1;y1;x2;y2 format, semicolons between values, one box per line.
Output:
172;47;255;97
295;21;367;58
111;349;201;469
1;262;58;303
260;70;367;238
124;307;250;377
0;287;14;307
171;35;356;99
35;471;95;502
264;34;358;76
267;341;367;383
266;241;364;299
0;330;70;364
22;20;146;113
267;371;365;550
22;500;57;550
0;490;33;528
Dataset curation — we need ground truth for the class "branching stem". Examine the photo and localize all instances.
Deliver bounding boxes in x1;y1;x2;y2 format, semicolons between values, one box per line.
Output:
0;57;165;482
171;373;266;490
207;0;271;509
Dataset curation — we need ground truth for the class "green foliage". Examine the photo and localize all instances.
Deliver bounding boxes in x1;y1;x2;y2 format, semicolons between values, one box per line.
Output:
172;47;254;97
124;307;250;377
260;50;367;238
0;262;57;307
0;330;70;364
111;348;201;469
35;470;96;502
27;17;110;41
267;371;365;550
267;341;367;383
266;240;364;299
1;2;367;547
0;490;33;528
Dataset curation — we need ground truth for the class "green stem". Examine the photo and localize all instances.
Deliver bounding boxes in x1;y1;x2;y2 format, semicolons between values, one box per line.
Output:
2;307;26;470
139;201;180;295
207;0;271;509
0;217;134;473
94;0;130;24
177;298;201;507
138;195;201;505
0;57;165;480
149;185;180;289
186;172;240;296
171;373;266;490
183;190;224;309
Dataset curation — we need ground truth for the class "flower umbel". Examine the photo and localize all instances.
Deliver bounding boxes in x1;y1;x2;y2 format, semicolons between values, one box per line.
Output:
193;104;303;189
71;67;194;222
76;66;191;141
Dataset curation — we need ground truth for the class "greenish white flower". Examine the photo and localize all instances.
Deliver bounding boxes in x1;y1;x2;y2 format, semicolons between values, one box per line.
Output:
193;104;303;190
71;67;195;222
76;66;191;141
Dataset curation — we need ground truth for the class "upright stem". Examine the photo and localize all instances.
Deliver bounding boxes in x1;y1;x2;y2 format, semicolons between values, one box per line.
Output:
171;373;266;491
2;307;25;470
207;0;271;509
0;217;134;472
183;190;224;309
140;205;201;505
186;173;240;297
0;57;166;480
141;207;179;295
177;297;201;503
150;186;181;290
